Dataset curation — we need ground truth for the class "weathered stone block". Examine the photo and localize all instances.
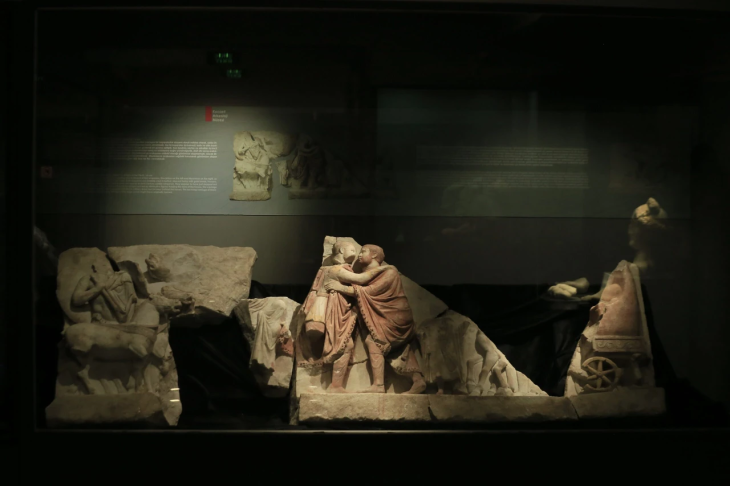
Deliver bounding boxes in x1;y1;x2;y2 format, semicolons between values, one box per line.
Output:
46;393;173;427
568;387;666;419
428;395;577;423
296;393;580;424
298;393;431;423
108;244;257;325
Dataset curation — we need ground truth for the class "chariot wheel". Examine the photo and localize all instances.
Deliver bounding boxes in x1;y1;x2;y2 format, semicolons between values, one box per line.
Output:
582;356;621;392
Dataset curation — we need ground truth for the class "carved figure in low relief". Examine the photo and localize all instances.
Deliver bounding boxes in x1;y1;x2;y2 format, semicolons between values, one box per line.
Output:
548;197;669;300
565;260;654;396
300;241;390;393
230;131;273;200
287;137;327;189
72;264;139;325
326;244;427;394
416;311;546;396
63;264;170;398
249;298;295;372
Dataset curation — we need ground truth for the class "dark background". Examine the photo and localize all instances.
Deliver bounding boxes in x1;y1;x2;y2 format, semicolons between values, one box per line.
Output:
4;0;730;480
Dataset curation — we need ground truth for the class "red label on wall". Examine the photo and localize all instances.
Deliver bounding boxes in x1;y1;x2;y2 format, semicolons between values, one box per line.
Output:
205;106;213;122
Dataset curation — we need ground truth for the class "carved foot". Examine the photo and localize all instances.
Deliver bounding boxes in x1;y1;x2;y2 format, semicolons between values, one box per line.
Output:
358;384;385;394
495;387;514;397
453;383;469;395
467;384;483;396
436;389;444;395
327;386;350;394
404;377;427;395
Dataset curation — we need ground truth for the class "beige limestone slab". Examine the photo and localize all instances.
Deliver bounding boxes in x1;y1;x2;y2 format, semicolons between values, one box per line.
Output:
46;393;168;427
428;395;577;422
298;393;431;423
568;387;666;419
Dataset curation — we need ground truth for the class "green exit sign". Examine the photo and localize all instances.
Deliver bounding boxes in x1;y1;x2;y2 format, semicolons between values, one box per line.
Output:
207;51;240;65
226;69;242;79
215;52;233;64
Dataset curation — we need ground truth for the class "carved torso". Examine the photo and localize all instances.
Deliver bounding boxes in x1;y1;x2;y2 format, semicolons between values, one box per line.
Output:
305;264;349;323
90;272;134;324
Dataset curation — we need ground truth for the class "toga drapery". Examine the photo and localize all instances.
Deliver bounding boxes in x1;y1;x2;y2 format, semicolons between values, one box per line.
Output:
353;267;420;373
301;264;358;364
249;299;288;371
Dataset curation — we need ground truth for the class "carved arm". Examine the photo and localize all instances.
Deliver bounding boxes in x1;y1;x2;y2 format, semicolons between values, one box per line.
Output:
71;275;105;306
324;281;356;297
336;264;391;285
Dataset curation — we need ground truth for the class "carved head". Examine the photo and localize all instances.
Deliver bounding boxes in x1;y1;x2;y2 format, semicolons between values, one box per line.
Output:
628;197;668;251
145;253;171;281
92;264;113;280
333;241;357;264
358;244;385;266
145;253;162;271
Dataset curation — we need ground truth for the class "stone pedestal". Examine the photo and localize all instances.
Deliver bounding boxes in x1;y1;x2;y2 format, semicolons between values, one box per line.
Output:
568;387;666;419
46;392;180;427
297;393;579;424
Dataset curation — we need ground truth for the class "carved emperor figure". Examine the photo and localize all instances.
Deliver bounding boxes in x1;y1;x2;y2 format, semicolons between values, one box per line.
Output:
301;240;390;392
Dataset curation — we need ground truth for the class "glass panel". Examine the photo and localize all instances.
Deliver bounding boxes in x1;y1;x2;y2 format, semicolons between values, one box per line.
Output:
34;7;730;430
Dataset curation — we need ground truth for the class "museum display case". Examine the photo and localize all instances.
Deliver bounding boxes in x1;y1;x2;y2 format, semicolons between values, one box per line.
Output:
11;2;730;440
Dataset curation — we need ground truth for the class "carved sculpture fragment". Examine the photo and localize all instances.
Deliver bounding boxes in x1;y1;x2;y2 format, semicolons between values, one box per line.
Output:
230;131;297;201
46;248;181;427
277;135;367;199
234;297;300;397
108;244;257;326
417;311;546;397
565;260;656;398
229;130;366;200
294;236;546;404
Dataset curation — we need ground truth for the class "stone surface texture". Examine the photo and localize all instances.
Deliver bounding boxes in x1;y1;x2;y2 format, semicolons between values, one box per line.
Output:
298;393;578;424
48;248;181;427
416;310;547;397
299;393;431;423
234;297;300;397
428;395;576;422
46;393;169;427
569;387;666;419
108;244;257;325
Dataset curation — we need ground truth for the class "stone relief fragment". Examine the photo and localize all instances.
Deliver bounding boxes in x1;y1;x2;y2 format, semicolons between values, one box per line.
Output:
293;236;545;402
229;130;367;201
46;248;181;427
108;244;257;326
230;131;297;201
565;260;656;397
234;297;300;397
417;310;546;397
277;135;368;199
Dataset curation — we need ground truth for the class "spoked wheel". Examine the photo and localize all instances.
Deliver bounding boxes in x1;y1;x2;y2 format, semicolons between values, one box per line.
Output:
582;356;621;392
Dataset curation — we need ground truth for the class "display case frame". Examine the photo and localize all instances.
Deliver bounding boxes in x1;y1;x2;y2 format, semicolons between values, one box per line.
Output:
4;0;730;476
